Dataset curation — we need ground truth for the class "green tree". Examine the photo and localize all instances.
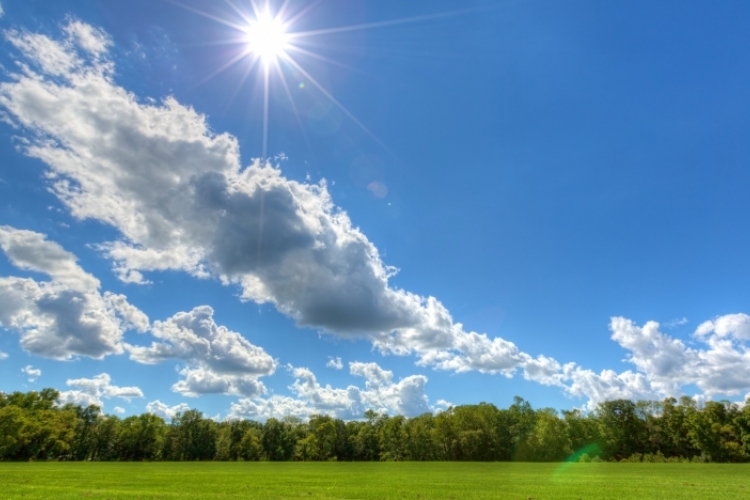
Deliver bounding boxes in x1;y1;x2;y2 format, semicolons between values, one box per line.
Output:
597;399;646;461
688;400;745;462
522;408;572;461
379;415;407;461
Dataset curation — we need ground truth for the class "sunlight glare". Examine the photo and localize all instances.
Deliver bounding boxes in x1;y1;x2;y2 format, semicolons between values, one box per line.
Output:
246;13;289;64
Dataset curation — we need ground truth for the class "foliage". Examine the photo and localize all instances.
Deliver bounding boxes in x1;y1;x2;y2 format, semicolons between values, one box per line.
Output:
0;389;749;463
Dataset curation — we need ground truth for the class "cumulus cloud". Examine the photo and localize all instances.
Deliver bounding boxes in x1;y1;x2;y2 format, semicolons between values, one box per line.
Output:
126;305;275;397
0;350;8;360
227;395;318;422
0;226;149;359
556;315;750;410
0;20;542;380
112;406;126;415
58;373;143;409
560;365;658;411
228;361;432;421
326;356;343;369
695;313;750;341
146;400;191;420
21;364;41;382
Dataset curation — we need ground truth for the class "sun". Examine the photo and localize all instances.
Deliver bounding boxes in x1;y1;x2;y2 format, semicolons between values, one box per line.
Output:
245;12;289;65
173;0;474;158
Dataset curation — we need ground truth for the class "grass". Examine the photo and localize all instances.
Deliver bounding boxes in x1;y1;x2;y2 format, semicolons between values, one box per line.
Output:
0;462;749;499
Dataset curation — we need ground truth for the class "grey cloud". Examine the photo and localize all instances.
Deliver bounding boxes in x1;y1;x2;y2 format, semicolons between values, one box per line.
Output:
0;227;149;360
0;226;99;292
126;305;274;397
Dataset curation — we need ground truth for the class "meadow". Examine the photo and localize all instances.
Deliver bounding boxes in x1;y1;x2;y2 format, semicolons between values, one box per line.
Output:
1;462;749;500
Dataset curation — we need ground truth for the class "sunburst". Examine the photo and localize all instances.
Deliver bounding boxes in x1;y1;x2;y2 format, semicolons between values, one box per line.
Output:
169;0;481;158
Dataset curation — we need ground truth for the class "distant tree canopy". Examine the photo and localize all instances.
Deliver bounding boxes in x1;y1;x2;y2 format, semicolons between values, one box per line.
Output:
1;389;749;462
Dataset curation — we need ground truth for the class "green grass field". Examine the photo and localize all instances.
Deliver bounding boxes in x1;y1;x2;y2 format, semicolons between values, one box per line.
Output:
1;462;749;499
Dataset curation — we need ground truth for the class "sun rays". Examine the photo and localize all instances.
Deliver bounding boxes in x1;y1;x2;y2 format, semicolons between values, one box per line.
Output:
168;0;480;158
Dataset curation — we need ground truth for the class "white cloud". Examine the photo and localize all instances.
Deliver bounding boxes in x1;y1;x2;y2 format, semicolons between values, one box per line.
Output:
112;406;126;415
560;365;658;411
58;388;101;408
126;305;275;397
21;364;41;382
612;316;750;397
554;316;750;409
0;227;149;359
349;361;431;416
228;361;432;421
0;4;4;19
58;373;143;409
695;313;750;341
227;395;317;422
326;356;343;369
0;350;8;360
0;21;539;380
63;20;111;58
665;317;688;328
0;226;99;292
146;400;191;420
521;355;564;387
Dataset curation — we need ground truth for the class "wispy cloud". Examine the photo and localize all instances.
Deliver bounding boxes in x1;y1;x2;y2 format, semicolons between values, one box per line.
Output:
665;317;688;329
21;365;41;382
326;356;343;370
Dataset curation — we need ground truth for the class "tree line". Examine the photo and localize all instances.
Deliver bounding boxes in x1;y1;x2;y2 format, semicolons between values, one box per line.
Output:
1;389;749;462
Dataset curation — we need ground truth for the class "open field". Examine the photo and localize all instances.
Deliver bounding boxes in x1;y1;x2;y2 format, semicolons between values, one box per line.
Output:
1;462;749;500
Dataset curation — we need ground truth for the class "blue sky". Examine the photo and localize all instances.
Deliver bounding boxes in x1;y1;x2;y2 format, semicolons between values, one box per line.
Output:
1;0;749;421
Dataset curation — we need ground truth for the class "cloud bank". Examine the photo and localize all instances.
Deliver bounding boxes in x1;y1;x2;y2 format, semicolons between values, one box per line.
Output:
228;361;434;421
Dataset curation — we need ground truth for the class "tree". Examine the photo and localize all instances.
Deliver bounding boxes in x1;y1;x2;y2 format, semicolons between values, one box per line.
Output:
169;410;216;461
379;415;407;461
522;409;572;461
262;418;296;461
688;401;745;462
597;399;646;461
116;414;167;460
